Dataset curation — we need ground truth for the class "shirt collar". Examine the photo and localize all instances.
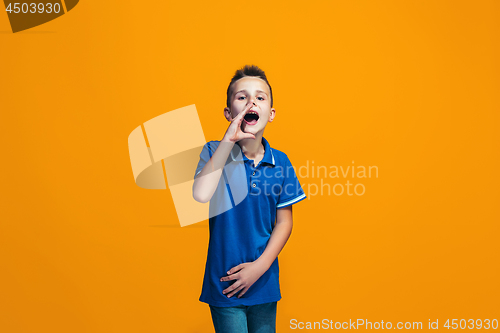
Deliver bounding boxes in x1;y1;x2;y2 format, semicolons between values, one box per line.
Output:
230;137;275;166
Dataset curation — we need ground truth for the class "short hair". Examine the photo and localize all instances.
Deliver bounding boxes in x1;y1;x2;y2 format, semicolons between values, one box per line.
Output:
226;65;273;108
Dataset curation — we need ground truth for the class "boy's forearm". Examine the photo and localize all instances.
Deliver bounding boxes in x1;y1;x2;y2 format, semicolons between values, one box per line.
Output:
255;207;293;270
192;140;235;203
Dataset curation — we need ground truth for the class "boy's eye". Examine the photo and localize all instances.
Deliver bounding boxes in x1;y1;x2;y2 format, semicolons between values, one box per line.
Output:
237;95;264;101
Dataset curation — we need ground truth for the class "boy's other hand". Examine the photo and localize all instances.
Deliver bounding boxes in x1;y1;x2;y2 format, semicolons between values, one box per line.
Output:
219;261;267;298
222;101;256;143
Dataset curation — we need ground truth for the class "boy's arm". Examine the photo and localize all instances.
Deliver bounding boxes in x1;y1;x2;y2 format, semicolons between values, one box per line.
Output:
192;103;255;203
192;140;234;203
255;205;293;270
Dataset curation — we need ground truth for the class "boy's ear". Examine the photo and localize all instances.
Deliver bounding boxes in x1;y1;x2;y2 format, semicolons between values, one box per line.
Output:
268;108;276;122
224;107;232;121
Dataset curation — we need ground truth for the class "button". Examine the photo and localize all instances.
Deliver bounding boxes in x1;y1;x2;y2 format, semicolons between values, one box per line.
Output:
252;171;256;176
252;183;256;188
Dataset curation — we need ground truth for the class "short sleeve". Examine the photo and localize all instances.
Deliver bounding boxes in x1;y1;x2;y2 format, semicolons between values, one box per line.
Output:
276;155;307;209
194;142;215;179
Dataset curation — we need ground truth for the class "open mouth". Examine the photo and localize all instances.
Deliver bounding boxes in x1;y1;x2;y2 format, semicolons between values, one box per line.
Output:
244;111;259;125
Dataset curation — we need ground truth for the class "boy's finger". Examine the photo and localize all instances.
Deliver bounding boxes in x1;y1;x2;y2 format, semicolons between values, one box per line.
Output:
236;102;254;119
220;274;237;281
231;264;245;273
235;107;252;121
237;288;248;298
227;285;245;298
222;281;242;294
229;103;253;122
232;111;245;127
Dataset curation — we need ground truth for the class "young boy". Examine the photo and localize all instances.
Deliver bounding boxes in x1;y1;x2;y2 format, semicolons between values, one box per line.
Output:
193;65;306;333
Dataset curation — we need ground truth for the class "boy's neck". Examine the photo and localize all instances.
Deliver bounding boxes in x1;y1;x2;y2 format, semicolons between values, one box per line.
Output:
237;132;265;159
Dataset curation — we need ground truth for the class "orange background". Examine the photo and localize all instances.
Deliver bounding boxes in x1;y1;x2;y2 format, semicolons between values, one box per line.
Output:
1;1;499;332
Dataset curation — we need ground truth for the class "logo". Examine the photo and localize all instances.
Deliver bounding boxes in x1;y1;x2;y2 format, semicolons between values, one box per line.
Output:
128;105;249;227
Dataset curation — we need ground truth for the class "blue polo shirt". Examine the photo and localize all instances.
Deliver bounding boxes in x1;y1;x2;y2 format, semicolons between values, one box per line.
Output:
194;137;306;307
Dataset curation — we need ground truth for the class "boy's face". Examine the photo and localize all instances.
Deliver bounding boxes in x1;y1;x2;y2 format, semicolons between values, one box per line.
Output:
224;76;276;136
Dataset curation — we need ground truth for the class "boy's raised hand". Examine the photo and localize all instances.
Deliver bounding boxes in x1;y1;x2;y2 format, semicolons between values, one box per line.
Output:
222;101;257;143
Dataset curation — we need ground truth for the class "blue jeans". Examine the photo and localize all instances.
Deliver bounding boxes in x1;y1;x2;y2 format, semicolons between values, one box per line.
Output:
209;301;277;333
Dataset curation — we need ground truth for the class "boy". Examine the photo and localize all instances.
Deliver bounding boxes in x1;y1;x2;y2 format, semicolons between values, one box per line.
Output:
193;65;306;333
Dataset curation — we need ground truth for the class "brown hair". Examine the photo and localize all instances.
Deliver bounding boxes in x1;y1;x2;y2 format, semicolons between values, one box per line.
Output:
226;65;273;108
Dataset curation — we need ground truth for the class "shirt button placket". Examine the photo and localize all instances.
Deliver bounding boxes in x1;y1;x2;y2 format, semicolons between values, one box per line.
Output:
251;166;257;190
